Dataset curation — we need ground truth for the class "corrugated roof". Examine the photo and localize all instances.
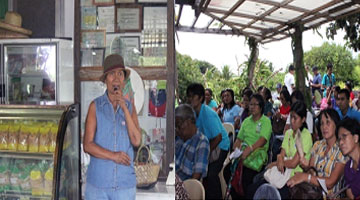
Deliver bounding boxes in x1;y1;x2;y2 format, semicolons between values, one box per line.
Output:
175;0;360;43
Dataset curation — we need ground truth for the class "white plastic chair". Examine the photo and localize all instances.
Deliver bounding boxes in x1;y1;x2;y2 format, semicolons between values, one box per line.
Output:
220;123;235;199
183;179;205;200
223;122;235;144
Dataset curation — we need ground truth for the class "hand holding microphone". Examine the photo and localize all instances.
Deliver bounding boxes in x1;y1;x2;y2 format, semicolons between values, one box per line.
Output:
113;85;126;109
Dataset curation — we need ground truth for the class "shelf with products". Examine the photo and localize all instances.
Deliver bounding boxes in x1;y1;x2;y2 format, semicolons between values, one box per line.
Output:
0;150;53;160
0;190;52;199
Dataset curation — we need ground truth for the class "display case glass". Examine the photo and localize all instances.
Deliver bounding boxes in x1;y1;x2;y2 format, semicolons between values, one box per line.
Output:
4;44;57;105
0;104;80;200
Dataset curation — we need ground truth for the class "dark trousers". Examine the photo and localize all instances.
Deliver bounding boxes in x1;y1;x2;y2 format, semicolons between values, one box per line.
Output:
203;149;228;200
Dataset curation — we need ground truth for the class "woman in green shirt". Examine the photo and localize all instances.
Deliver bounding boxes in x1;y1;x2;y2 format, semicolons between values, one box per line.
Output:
271;101;313;175
232;94;272;198
248;101;312;199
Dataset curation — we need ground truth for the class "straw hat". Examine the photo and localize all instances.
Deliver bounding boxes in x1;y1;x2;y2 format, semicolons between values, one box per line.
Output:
100;54;131;82
0;11;32;35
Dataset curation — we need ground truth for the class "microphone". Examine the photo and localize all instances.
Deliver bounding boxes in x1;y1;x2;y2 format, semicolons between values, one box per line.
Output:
114;86;119;92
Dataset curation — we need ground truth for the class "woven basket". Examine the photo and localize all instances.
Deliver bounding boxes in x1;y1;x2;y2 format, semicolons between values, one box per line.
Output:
135;145;160;188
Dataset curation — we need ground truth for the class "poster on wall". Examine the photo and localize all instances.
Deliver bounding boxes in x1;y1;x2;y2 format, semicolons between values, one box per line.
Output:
148;80;166;118
97;6;115;32
81;30;106;48
81;7;97;30
142;7;167;58
80;48;105;67
110;36;141;66
115;4;143;32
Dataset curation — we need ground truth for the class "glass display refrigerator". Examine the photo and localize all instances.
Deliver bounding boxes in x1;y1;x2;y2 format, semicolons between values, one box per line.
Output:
0;38;73;105
0;104;80;200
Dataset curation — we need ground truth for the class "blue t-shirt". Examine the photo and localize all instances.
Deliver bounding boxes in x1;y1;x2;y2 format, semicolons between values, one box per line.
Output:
206;99;218;110
196;104;230;151
221;104;243;125
336;107;360;122
322;73;336;97
312;73;322;93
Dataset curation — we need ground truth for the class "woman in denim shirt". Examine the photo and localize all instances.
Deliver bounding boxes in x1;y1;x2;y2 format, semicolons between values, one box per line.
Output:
84;54;141;200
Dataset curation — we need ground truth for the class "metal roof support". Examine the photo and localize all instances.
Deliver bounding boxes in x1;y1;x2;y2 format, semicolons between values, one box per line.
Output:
176;4;183;27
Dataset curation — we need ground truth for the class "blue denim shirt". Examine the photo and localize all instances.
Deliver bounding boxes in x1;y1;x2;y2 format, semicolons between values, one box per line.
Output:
86;91;136;189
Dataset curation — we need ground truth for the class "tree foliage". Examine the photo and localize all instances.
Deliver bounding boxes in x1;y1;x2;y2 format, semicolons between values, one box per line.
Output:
303;42;356;83
176;51;286;104
176;52;204;103
326;13;360;52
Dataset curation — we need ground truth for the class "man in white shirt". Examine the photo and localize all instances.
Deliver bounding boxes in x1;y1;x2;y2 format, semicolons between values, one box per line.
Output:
284;65;295;94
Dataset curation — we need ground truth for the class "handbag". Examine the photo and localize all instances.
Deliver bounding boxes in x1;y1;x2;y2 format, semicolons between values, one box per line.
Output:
243;146;268;172
264;166;292;189
289;167;323;199
231;159;244;196
271;115;286;135
135;145;160;188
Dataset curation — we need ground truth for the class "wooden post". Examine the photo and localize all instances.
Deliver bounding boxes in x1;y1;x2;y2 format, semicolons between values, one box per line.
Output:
163;0;175;179
291;23;312;109
247;37;259;90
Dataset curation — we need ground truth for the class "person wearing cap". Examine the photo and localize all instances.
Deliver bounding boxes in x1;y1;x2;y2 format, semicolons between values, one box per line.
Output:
84;54;141;199
284;65;295;95
311;66;321;95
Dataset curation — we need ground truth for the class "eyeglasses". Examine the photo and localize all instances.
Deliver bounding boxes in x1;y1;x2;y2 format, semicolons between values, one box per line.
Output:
338;133;350;142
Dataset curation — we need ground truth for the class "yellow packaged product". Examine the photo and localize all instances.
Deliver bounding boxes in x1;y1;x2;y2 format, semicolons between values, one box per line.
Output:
43;167;53;195
49;126;58;153
18;125;30;151
30;170;43;196
28;125;40;153
39;126;50;153
0;124;9;150
8;124;20;151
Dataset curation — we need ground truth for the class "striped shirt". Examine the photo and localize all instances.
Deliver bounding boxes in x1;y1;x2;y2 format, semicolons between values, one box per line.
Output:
311;139;348;194
175;130;210;181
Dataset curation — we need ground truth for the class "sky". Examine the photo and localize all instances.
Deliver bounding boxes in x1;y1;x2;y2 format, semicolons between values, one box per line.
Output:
175;8;353;74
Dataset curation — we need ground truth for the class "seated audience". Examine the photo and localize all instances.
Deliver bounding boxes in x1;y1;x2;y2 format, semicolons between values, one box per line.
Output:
320;87;333;110
218;88;243;130
283;90;314;135
345;81;355;101
261;87;273;118
186;83;230;199
332;86;340;110
175;104;210;181
287;109;347;196
337;118;360;199
272;88;291;135
239;89;253;126
336;89;360;122
232;94;272;198
248;101;313;199
204;88;218;111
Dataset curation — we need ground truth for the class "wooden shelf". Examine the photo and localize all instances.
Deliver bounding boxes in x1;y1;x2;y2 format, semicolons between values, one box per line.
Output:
79;66;167;81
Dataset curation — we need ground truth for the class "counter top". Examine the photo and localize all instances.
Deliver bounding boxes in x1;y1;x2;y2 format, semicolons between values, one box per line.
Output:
136;181;175;200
